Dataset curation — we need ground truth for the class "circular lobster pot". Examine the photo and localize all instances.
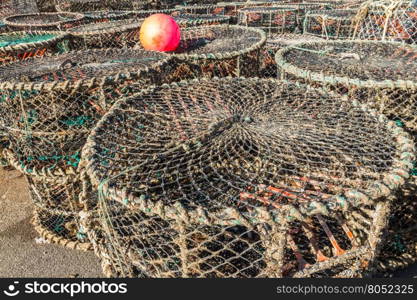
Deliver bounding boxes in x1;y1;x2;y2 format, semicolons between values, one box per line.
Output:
174;14;231;27
55;0;106;12
0;0;39;16
67;19;142;50
169;25;266;79
0;48;173;171
175;4;229;15
260;33;323;78
238;6;300;36
83;11;136;23
353;0;417;44
276;40;417;275
216;1;278;24
0;31;69;64
303;9;357;39
3;148;93;251
132;8;183;19
3;12;85;31
0;48;173;249
82;77;414;278
275;40;417;131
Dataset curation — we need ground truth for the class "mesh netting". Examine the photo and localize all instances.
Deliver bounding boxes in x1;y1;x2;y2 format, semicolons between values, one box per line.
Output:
0;31;69;64
376;183;417;274
353;0;417;44
67;19;143;50
303;9;357;39
259;33;324;78
82;77;414;278
162;25;266;80
275;40;417;131
3;12;85;31
0;48;173;171
0;0;39;17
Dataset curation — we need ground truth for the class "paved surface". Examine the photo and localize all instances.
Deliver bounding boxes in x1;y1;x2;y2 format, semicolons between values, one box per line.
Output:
0;168;102;278
0;167;415;278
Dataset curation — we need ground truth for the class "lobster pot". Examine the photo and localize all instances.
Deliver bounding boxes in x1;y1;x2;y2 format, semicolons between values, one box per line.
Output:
55;0;107;12
303;9;357;39
260;33;323;78
174;14;231;28
3;12;85;31
2;148;92;250
0;48;173;172
0;0;39;16
83;11;136;23
216;1;277;24
82;77;414;278
131;8;183;19
275;40;417;132
168;25;266;80
238;7;300;36
0;31;69;65
353;0;417;44
175;4;228;15
68;19;142;50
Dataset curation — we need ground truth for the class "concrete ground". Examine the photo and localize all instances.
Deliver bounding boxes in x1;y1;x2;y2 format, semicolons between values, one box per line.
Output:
0;167;415;278
0;167;102;278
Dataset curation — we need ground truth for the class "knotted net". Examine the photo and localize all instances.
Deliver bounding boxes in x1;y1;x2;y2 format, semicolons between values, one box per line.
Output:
82;77;414;278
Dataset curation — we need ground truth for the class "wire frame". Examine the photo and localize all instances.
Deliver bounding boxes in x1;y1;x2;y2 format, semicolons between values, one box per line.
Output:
166;25;266;80
0;48;173;171
260;33;324;78
353;0;417;44
82;77;414;278
0;31;69;65
3;12;85;31
303;9;357;39
3;148;92;251
276;40;417;132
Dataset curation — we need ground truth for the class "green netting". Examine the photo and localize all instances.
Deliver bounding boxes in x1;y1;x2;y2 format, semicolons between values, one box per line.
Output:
0;33;57;48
